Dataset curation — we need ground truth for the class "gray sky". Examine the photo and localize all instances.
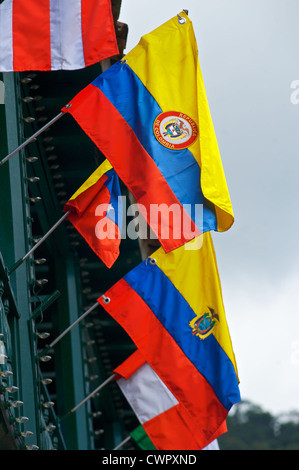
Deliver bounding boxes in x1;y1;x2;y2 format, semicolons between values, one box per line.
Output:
119;0;299;416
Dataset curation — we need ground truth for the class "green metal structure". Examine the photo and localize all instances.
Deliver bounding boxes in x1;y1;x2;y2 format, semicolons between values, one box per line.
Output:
0;2;142;450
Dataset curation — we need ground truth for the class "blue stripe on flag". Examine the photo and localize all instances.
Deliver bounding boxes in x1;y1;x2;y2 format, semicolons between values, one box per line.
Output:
124;260;241;411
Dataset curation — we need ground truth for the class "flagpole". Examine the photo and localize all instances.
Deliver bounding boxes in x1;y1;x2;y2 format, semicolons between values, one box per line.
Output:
113;436;132;450
8;210;71;275
0;111;66;167
59;374;116;422
47;302;99;349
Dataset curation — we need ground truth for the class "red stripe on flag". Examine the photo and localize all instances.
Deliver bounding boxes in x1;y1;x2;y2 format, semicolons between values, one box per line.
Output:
81;0;119;67
98;279;227;447
144;404;202;451
67;184;121;268
114;349;146;380
13;0;51;71
144;403;227;450
64;174;108;216
63;85;200;252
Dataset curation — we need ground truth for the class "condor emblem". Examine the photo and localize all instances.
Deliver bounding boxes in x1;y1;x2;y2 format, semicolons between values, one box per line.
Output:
153;111;198;150
189;307;219;340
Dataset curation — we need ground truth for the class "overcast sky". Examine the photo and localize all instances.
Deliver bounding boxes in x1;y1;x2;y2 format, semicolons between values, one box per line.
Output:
119;0;299;416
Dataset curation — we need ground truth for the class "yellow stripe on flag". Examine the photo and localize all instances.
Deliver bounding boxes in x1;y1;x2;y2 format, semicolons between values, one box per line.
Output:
68;158;112;201
153;232;239;380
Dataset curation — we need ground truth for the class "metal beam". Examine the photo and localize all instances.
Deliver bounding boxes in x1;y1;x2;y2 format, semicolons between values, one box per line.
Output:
52;254;90;450
0;72;39;447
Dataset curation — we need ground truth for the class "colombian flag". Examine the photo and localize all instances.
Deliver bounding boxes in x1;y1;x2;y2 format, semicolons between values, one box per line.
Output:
62;11;234;253
98;232;240;448
115;349;226;450
64;159;122;268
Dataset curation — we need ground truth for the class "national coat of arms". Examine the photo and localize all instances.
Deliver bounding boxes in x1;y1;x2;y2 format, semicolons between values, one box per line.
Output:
189;307;219;340
153;111;198;150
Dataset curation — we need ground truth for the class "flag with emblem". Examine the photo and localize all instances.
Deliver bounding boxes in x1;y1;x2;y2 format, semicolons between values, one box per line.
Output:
99;232;240;449
64;159;122;268
62;10;234;253
0;0;118;72
114;349;225;450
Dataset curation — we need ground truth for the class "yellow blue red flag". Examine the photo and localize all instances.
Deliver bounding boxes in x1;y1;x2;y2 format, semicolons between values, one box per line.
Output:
98;232;240;449
62;11;234;253
64;159;122;268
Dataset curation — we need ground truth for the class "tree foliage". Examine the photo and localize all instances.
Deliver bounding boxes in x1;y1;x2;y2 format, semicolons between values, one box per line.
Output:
218;400;299;450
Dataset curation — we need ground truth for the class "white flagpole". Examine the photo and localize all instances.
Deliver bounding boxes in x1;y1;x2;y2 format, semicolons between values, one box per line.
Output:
0;111;66;167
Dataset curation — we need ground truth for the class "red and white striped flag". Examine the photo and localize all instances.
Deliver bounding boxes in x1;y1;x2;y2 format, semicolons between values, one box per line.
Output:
0;0;119;72
114;350;225;450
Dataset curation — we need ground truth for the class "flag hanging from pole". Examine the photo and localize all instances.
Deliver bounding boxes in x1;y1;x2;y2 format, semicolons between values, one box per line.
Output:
64;159;123;268
114;349;226;450
62;10;234;253
0;0;119;72
99;232;240;448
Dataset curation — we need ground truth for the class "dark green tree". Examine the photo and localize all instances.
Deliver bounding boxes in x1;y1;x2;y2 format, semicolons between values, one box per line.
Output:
218;400;299;450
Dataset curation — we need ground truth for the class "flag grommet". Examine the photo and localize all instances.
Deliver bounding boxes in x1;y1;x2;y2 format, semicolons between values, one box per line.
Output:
177;14;186;24
102;295;111;304
149;258;156;265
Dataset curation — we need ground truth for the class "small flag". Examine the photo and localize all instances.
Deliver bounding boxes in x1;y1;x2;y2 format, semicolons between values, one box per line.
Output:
64;159;122;268
62;10;234;253
114;350;226;450
0;0;119;72
99;233;240;448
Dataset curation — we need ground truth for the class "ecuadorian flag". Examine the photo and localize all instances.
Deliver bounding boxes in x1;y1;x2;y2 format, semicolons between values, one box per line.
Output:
98;233;241;449
62;11;234;253
64;159;122;268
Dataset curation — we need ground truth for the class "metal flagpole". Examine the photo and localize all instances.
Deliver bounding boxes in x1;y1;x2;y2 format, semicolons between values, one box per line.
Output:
0;111;66;167
8;210;71;275
59;374;116;422
113;436;132;450
47;302;99;349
